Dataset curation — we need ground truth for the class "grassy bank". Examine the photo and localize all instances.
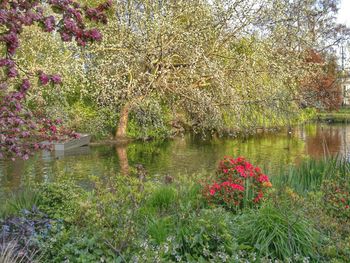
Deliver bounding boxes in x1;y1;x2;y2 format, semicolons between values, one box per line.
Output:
316;108;350;123
0;157;349;262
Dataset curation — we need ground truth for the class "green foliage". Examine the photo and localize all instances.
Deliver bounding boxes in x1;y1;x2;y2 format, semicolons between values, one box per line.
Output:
235;204;319;261
40;226;118;263
36;181;86;223
316;107;350;123
133;208;238;262
173;208;237;261
67;103;119;139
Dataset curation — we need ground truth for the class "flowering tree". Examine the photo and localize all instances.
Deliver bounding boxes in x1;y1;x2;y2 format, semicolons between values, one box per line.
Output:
0;0;111;160
86;0;311;138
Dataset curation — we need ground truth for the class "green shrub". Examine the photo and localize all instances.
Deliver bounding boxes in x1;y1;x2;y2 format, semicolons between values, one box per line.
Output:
131;208;237;262
178;183;205;212
172;208;237;261
39;226;119;263
235;204;319;261
37;182;86;223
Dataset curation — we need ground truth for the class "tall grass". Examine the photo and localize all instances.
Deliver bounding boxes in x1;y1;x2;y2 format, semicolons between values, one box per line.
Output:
0;189;39;218
147;216;174;244
146;186;177;212
236;205;319;260
272;157;350;194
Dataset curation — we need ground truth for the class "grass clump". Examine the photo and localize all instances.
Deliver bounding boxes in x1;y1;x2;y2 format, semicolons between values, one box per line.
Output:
235;204;319;261
146;186;177;212
273;157;350;194
0;189;39;218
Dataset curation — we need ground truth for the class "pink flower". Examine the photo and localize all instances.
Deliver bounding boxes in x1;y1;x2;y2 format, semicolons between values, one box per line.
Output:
209;189;216;196
85;29;102;41
223;169;228;174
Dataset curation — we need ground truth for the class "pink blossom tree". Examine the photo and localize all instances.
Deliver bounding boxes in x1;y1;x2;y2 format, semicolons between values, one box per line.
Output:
0;0;111;160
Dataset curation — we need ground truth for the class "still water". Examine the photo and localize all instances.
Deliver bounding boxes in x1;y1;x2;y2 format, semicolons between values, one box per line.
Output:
1;123;350;192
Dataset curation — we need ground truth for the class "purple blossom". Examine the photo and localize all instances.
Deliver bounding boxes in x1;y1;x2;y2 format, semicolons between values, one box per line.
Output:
0;59;13;67
8;67;18;78
21;79;31;92
0;83;7;90
60;32;72;42
64;18;77;32
2;32;19;55
39;72;50;85
0;10;8;24
51;75;62;84
86;29;102;41
44;16;55;32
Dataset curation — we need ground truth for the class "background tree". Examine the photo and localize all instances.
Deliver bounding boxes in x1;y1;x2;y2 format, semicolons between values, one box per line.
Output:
85;0;318;139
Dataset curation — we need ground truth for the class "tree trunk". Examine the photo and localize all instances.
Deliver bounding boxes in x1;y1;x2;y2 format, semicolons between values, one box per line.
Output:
116;103;130;139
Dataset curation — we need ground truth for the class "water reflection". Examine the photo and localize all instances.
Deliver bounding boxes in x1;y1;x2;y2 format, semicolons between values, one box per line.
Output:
303;124;346;158
1;123;350;193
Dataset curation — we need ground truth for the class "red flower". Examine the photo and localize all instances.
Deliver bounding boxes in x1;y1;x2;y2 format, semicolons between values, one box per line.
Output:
230;183;244;191
258;174;270;182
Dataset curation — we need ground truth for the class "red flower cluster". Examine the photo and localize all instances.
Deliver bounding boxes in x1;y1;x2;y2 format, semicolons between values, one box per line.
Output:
203;156;272;210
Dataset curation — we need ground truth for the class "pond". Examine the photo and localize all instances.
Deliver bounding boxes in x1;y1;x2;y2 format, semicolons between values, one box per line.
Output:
1;123;350;193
